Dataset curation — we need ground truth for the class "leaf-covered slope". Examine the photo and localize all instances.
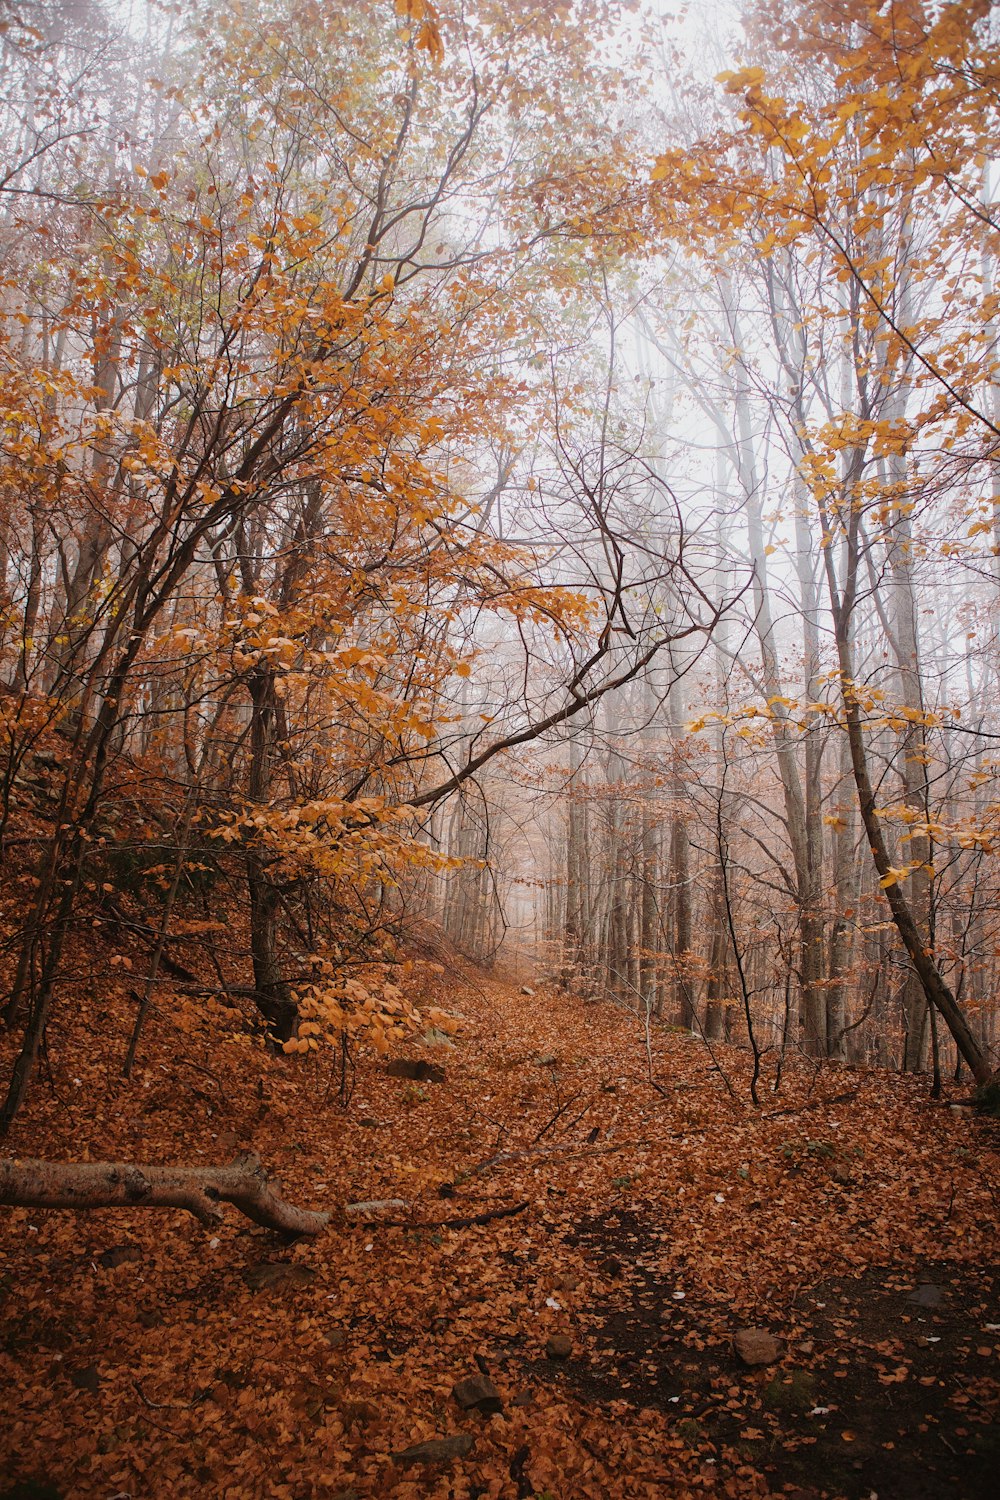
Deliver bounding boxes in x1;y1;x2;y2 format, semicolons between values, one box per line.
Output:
1;966;997;1498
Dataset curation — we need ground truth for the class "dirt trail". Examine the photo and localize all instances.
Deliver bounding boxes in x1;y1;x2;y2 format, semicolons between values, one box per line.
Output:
1;967;997;1498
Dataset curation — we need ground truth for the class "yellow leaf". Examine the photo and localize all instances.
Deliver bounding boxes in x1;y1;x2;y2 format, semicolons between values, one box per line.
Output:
416;19;444;63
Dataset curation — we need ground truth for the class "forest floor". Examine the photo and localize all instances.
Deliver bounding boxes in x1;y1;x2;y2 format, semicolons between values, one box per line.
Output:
1;947;998;1500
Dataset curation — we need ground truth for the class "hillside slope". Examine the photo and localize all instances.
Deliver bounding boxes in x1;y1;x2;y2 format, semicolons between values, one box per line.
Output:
1;964;997;1499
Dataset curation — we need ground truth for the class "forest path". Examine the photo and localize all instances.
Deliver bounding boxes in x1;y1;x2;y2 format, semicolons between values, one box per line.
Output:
1;966;997;1498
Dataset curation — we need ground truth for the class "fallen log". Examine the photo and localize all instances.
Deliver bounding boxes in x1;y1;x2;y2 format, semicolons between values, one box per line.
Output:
0;1151;328;1236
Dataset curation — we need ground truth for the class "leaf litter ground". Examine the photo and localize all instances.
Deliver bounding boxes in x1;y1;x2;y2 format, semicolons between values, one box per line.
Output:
1;960;997;1499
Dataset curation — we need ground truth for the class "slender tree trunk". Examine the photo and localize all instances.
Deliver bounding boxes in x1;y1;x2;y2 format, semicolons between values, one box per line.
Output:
722;277;827;1051
563;729;589;979
703;872;728;1042
818;454;994;1087
879;214;932;1073
886;499;931;1072
670;803;692;1026
639;675;661;1013
826;730;857;1059
245;667;297;1042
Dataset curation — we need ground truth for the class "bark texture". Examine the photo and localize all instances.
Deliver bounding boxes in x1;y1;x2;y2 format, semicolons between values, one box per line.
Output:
0;1151;328;1236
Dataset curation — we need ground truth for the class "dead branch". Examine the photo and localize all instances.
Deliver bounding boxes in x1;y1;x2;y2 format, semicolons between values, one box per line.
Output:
430;1198;529;1230
532;1090;583;1143
763;1089;859;1119
472;1139;643;1174
343;1198;410;1219
350;1198;530;1230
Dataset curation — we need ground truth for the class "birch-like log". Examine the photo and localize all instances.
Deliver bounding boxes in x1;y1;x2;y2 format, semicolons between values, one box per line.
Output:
0;1151;328;1236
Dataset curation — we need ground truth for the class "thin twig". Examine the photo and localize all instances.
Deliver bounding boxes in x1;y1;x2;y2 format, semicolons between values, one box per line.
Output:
532;1090;583;1143
133;1378;204;1412
472;1139;644;1174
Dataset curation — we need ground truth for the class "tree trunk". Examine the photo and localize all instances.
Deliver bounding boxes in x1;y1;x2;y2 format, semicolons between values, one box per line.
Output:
246;666;297;1042
887;498;932;1074
563;729;589;981
703;870;728;1041
818;449;995;1088
0;1151;328;1236
826;730;857;1059
639;796;659;1013
879;217;932;1074
670;802;692;1025
721;277;827;1052
247;852;298;1042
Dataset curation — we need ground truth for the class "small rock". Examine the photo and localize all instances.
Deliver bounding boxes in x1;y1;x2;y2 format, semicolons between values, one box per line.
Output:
422;1026;456;1048
342;1398;379;1427
546;1334;573;1360
98;1244;142;1269
453;1372;503;1414
734;1328;783;1367
325;1328;347;1349
385;1058;445;1084
67;1364;101;1393
358;1117;380;1128
520;985;535;997
242;1262;317;1292
907;1282;943;1308
391;1433;475;1465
